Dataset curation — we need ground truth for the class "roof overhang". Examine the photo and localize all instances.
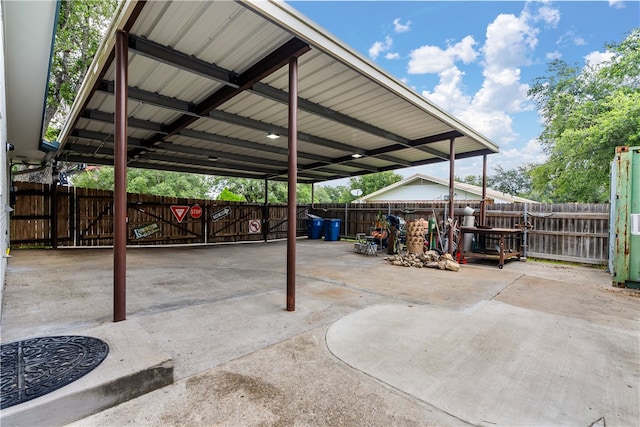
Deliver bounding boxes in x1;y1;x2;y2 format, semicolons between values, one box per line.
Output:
3;0;58;165
356;173;538;204
56;0;499;184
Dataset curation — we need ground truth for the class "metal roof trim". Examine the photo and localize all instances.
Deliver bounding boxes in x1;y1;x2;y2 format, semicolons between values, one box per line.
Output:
4;0;59;164
241;0;499;153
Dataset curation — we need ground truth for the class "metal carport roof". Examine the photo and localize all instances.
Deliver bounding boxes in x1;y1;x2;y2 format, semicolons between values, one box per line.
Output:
55;0;499;184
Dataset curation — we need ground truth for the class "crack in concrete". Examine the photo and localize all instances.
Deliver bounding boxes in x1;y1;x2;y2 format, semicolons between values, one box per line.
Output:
490;273;525;301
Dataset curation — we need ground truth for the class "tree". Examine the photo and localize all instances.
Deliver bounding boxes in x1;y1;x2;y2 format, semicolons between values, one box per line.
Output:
15;1;117;183
457;168;534;199
349;171;403;197
487;165;532;198
210;177;329;203
527;29;640;202
46;0;118;138
457;175;483;186
318;185;352;203
71;167;214;199
217;188;246;202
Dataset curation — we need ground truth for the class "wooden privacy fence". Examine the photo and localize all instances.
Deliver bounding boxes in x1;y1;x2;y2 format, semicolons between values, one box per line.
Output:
10;183;309;247
309;201;610;265
11;183;610;265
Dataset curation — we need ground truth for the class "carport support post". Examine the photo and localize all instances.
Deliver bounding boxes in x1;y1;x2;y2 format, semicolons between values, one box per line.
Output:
286;57;298;312
263;177;269;243
481;154;487;226
114;30;128;322
448;137;455;255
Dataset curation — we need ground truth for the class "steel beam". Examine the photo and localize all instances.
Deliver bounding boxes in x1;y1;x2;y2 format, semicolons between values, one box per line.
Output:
128;34;236;86
95;82;409;168
122;33;448;159
250;83;450;159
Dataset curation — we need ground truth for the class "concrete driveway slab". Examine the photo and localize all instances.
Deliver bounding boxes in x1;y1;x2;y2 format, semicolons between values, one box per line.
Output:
2;241;638;426
326;301;640;426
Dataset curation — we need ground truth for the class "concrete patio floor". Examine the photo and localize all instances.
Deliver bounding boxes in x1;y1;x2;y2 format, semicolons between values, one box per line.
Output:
1;240;638;426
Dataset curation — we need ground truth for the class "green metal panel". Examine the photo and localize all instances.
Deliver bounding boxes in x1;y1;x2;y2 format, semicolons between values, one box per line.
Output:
612;146;640;289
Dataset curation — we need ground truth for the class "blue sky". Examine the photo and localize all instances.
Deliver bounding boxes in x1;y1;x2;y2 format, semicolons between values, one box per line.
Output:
288;0;640;183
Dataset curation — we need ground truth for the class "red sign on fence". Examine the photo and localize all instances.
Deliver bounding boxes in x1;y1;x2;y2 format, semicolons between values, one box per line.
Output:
170;205;189;223
190;204;202;219
249;219;261;234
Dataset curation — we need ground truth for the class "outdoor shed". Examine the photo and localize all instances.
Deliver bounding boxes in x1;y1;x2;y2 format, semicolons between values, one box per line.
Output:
354;173;537;204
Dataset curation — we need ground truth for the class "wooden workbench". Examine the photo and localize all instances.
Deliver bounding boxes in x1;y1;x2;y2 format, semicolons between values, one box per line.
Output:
457;226;523;269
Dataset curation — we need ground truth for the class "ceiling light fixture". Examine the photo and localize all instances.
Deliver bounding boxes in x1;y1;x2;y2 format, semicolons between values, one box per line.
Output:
266;133;280;139
351;153;363;159
208;156;218;161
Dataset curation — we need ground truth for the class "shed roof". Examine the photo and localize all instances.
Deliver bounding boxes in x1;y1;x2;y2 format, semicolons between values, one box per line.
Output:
55;0;499;184
355;173;538;204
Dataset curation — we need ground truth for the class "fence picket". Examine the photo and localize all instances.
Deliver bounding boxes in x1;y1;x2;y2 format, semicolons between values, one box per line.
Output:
10;183;610;264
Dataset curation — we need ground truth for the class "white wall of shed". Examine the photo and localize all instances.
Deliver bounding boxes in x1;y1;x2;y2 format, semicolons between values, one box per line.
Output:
365;182;483;202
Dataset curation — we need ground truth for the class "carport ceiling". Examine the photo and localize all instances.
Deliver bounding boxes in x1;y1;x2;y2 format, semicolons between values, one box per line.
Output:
56;0;499;184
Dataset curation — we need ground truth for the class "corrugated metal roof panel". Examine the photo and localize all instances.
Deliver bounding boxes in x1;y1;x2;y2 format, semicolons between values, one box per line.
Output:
56;0;499;184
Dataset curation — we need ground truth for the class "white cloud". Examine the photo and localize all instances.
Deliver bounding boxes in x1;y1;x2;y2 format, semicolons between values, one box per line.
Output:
492;138;547;169
460;110;518;146
422;67;471;113
473;68;531;114
534;4;560;27
417;138;546;181
408;35;477;74
557;31;586;47
482;13;538;70
385;52;401;60
546;50;562;60
421;67;520;146
609;0;625;9
369;36;393;59
424;3;560;147
584;50;614;68
393;18;411;33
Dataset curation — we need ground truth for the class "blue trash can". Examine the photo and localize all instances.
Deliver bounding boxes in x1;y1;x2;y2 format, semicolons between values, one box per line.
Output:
323;219;342;241
307;218;324;239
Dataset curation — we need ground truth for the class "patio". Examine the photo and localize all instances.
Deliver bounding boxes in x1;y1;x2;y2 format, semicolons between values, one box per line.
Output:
1;240;638;426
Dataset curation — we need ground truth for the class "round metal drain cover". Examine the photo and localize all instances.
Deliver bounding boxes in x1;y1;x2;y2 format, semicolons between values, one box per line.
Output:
0;336;109;409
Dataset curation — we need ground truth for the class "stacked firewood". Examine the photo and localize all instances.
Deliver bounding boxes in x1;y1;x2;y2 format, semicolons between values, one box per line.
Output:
384;251;460;272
